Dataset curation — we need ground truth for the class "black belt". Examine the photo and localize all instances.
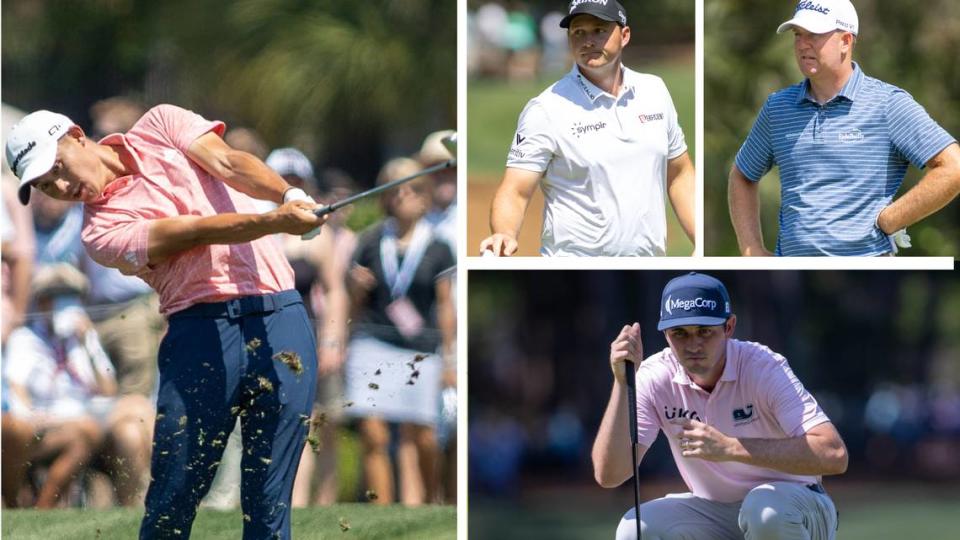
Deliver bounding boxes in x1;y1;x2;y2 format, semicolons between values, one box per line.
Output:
170;290;302;319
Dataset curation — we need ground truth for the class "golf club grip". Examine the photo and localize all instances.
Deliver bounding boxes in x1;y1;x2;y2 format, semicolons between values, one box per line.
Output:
312;159;455;217
624;360;638;445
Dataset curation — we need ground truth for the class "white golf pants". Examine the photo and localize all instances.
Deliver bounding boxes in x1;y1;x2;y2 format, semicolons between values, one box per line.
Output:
615;482;838;540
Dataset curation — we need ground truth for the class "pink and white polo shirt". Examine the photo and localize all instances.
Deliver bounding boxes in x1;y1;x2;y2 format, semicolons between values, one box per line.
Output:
635;338;831;502
81;104;294;316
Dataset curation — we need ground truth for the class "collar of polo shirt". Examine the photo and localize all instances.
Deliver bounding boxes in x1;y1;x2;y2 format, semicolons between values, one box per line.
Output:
573;64;633;102
798;62;865;105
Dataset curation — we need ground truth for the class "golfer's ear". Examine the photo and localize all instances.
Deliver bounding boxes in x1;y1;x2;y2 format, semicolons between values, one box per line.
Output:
724;315;737;337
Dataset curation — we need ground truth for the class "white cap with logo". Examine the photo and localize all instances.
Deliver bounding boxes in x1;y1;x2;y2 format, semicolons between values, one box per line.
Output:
4;110;75;205
777;0;859;36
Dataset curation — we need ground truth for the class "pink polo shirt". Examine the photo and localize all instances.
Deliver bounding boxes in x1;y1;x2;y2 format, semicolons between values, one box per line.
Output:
81;104;294;316
635;339;830;503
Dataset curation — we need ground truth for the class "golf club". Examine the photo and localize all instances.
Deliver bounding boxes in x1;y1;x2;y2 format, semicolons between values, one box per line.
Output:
625;360;642;539
313;133;457;218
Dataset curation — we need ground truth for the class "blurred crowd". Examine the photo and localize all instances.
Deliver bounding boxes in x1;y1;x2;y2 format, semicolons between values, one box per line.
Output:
468;1;570;81
1;98;458;510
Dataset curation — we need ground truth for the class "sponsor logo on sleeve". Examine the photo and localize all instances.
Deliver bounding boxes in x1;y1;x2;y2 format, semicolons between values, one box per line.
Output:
638;112;665;123
509;132;527;159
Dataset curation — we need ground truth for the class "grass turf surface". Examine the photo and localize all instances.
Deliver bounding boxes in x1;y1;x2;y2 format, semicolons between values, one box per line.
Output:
1;504;455;540
469;484;960;540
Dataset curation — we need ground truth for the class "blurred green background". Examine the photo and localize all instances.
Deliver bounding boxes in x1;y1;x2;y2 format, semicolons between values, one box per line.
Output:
705;0;960;256
2;0;456;204
467;0;695;256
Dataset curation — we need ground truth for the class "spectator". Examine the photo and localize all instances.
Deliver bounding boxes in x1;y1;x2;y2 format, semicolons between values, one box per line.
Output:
344;157;455;505
3;264;153;507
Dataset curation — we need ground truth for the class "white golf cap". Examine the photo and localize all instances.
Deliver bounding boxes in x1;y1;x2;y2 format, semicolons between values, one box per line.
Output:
266;147;315;183
777;0;858;36
418;129;455;165
5;110;75;205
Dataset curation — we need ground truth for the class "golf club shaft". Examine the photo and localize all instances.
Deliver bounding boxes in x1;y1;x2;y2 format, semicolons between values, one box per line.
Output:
625;360;641;539
313;159;456;217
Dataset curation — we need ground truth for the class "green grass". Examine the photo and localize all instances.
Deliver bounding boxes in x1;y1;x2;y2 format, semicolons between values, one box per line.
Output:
469;484;960;540
1;504;456;540
468;58;695;178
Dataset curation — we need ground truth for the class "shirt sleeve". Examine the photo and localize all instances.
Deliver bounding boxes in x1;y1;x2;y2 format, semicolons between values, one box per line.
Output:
505;100;557;173
3;328;45;386
80;180;180;276
137;104;226;154
634;362;663;448
734;97;776;182
761;354;830;437
886;90;957;169
662;79;688;160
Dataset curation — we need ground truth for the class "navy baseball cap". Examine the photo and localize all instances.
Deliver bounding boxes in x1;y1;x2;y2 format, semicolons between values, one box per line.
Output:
560;0;628;28
657;272;732;331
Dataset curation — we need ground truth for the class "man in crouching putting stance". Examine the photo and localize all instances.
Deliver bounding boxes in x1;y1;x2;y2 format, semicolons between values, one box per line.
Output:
7;104;326;539
593;272;847;539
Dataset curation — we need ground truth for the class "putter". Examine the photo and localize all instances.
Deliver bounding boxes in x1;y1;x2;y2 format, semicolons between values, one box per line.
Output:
625;360;642;540
313;132;457;217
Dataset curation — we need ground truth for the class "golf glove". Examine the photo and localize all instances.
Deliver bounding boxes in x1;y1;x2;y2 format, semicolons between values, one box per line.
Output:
284;188;323;240
887;228;911;254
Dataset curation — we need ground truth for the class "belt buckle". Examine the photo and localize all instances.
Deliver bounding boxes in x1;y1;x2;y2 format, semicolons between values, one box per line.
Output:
226;299;241;318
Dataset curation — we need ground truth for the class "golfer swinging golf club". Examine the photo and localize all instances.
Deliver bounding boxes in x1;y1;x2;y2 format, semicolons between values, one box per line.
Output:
729;0;960;256
6;104;326;539
479;0;695;257
593;272;848;540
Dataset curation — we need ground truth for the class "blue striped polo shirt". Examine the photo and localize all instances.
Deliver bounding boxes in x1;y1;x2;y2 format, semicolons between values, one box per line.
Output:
735;63;956;256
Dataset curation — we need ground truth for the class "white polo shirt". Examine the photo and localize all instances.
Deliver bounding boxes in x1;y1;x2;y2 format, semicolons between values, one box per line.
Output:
635;339;831;502
506;64;687;256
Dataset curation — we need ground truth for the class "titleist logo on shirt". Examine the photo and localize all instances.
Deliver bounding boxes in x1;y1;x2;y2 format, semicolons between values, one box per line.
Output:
570;0;608;12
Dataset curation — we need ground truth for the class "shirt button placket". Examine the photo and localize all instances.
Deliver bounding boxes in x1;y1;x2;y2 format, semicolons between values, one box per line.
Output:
814;107;826;144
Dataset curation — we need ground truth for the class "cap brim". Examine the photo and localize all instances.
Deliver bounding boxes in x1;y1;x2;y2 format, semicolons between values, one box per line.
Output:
15;143;57;205
560;11;620;28
776;13;839;35
657;316;729;331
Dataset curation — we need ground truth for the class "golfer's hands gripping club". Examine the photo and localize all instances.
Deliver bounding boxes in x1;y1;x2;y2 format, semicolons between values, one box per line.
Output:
283;187;324;239
479;233;518;257
610;322;643;387
270;200;327;236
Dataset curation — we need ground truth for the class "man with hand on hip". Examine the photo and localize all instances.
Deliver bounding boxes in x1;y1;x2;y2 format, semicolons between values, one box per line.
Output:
7;104;325;539
729;0;960;257
480;0;695;257
593;272;847;539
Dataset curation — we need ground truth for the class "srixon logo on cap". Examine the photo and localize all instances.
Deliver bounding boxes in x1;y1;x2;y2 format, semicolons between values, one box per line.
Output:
570;0;608;12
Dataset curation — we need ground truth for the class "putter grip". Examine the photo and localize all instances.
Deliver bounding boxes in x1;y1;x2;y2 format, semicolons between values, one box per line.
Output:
624;360;638;445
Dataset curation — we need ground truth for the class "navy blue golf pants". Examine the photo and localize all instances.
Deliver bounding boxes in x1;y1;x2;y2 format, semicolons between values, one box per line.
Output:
139;290;317;540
